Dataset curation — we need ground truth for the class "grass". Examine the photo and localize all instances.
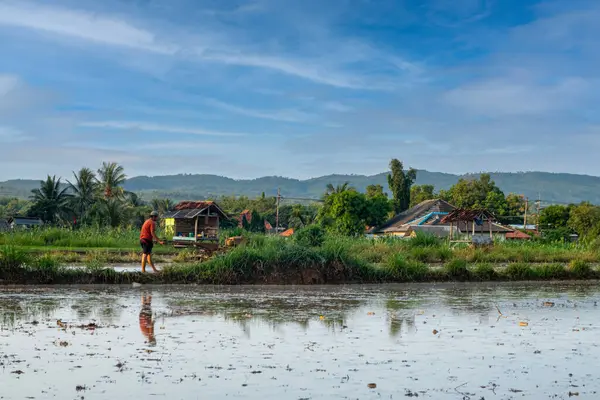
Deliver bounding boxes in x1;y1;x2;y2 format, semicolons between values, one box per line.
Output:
1;229;600;284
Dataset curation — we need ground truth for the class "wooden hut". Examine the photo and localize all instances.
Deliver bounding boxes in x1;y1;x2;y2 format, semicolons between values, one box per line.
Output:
163;201;228;250
440;209;497;244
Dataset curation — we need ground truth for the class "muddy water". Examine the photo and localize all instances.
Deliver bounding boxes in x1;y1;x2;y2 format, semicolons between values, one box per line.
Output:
1;283;599;399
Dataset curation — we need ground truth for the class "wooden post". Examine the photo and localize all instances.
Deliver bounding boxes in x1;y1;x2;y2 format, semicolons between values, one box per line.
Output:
194;216;198;242
450;221;454;241
489;217;493;240
524;197;528;229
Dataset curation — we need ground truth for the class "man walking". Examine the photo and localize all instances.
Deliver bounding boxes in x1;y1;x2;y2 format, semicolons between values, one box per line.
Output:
140;211;164;273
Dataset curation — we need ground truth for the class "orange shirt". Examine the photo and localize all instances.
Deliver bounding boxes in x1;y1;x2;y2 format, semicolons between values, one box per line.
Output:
140;219;155;241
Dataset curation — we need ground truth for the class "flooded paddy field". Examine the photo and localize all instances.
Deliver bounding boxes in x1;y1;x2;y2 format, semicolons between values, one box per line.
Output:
1;283;599;399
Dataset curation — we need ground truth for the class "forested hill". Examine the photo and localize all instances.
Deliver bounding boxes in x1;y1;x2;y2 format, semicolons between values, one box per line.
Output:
1;171;600;204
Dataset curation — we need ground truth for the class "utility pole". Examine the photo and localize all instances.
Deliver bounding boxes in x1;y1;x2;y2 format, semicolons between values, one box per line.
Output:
535;195;541;234
523;197;528;229
275;188;281;233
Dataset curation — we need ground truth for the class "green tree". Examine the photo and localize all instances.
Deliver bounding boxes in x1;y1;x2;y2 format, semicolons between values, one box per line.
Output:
67;167;98;223
365;194;392;228
28;175;72;224
321;190;368;236
568;202;600;238
325;182;352;197
366;184;387;199
410;184;435;207
151;198;175;214
387;159;417;214
97;162;127;199
440;174;507;213
539;204;571;229
92;198;131;228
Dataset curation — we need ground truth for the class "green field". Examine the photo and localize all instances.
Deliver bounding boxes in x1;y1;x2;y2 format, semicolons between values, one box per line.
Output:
1;228;599;284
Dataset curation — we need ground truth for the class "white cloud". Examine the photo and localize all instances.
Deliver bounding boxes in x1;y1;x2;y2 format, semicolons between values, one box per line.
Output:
0;126;30;143
322;101;352;112
204;98;313;122
443;78;589;116
80;121;245;137
0;1;176;54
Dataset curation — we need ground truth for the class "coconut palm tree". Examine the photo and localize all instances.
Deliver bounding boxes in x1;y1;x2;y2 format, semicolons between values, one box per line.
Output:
67;167;98;223
97;162;127;199
29;175;72;224
151;198;175;214
93;198;131;228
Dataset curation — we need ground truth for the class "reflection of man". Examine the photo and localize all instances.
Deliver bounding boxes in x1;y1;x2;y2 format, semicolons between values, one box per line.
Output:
139;294;156;346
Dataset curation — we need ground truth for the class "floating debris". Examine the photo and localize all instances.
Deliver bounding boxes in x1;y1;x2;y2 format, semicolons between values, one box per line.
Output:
519;322;529;327
543;302;555;307
432;329;439;335
367;383;377;389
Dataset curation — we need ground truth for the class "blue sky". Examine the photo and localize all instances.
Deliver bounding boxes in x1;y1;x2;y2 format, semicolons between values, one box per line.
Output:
0;0;598;180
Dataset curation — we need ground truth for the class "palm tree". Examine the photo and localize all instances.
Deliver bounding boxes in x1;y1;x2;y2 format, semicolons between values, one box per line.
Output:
151;198;175;214
127;192;144;208
325;182;351;196
67;167;97;222
94;198;131;228
97;162;127;199
29;175;72;223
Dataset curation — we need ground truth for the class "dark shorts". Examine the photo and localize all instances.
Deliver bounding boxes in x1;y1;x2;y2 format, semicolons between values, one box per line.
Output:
140;239;153;255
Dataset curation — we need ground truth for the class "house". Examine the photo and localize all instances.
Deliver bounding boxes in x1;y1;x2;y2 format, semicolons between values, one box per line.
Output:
368;199;455;237
7;216;43;230
505;230;531;240
369;199;519;240
162;201;228;250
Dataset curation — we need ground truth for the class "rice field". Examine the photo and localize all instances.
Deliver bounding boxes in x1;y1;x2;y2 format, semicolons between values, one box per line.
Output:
1;230;599;284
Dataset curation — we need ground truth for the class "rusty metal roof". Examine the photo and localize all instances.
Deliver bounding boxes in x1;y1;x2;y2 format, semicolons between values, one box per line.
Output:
440;209;496;223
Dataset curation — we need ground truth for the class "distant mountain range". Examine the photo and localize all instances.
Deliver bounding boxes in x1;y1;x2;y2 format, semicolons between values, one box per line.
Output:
1;170;599;205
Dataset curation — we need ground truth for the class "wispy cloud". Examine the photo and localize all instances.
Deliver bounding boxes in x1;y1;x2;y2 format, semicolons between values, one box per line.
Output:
204;98;313;123
0;2;412;90
0;1;176;53
0;126;30;143
80;121;245;136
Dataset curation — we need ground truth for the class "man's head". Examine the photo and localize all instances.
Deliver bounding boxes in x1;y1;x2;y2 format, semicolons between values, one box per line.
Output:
150;211;159;221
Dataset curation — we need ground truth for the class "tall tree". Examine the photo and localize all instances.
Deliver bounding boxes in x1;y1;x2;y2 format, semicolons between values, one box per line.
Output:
387;159;417;214
67;167;98;222
539;204;571;229
410;185;436;207
568;202;600;239
97;162;127;199
29;175;72;224
366;184;387;199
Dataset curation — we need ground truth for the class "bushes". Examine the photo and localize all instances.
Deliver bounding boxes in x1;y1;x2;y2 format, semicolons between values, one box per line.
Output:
568;260;592;278
504;263;535;280
444;259;469;280
471;263;497;281
386;254;428;281
295;225;325;247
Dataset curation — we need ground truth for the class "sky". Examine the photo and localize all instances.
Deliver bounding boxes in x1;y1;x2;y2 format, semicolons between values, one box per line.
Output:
0;0;599;181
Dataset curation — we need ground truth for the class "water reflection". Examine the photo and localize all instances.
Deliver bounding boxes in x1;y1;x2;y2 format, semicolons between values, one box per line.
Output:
139;293;156;346
1;282;600;399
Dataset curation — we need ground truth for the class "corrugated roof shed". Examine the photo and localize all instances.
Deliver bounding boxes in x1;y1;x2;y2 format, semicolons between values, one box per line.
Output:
164;201;228;219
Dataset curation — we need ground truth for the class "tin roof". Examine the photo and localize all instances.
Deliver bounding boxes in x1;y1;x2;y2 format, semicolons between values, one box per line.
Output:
371;199;456;234
164;201;228;219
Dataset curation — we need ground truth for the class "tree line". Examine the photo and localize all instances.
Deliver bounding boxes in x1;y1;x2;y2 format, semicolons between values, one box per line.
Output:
2;159;599;242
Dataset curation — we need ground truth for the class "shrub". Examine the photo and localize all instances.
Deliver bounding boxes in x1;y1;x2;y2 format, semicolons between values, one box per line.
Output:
408;232;440;248
471;263;497;280
444;259;470;280
295;225;326;247
504;263;535;280
568;260;592;278
386;254;428;281
533;263;567;279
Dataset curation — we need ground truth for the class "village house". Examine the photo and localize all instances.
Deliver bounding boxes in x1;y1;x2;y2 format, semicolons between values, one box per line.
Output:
368;199;519;240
